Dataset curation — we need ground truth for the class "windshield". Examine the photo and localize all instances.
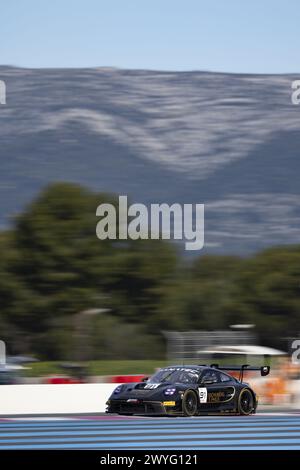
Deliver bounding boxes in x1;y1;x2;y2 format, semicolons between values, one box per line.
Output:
148;368;200;385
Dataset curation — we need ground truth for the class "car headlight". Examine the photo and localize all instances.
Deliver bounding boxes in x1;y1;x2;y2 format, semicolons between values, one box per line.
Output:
113;385;123;394
164;387;176;396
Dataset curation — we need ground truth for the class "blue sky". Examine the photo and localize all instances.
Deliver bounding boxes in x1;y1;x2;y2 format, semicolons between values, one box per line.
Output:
1;0;299;73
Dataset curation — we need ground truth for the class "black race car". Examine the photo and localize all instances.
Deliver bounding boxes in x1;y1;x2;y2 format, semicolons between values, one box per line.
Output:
106;364;270;416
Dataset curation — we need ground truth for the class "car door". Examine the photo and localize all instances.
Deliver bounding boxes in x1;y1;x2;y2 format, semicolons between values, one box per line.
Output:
197;370;235;410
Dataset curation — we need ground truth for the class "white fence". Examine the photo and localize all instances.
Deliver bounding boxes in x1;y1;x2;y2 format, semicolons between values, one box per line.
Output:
1;382;300;415
0;383;116;415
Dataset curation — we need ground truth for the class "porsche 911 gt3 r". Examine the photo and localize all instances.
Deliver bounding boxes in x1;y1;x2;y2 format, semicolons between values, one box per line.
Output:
106;364;270;416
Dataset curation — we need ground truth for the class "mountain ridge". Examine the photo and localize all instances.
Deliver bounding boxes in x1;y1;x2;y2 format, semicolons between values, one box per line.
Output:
0;66;299;254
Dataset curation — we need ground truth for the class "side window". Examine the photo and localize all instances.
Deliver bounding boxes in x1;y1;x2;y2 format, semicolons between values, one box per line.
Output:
201;370;220;384
220;372;232;383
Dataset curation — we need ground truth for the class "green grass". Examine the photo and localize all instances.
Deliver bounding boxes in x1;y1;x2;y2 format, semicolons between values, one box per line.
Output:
24;360;169;377
22;358;273;378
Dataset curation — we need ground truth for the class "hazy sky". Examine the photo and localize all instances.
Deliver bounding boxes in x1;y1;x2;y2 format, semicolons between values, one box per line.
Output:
1;0;299;73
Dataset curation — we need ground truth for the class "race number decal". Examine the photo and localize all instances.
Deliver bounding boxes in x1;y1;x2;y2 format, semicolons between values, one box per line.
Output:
198;387;207;403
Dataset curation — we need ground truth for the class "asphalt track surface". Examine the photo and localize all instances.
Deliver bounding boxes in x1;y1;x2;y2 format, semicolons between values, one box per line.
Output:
1;412;300;449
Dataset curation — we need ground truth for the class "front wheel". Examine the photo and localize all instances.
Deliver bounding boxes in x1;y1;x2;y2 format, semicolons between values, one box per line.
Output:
182;390;198;417
237;388;254;415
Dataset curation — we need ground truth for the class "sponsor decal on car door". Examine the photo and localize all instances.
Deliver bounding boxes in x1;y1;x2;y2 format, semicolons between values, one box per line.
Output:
207;386;236;403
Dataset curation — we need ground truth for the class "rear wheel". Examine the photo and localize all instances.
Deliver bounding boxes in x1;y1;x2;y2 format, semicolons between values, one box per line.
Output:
237;388;254;415
182;390;198;417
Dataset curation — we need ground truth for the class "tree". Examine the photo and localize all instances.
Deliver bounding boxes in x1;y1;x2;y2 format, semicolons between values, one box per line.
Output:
3;182;177;358
233;246;300;347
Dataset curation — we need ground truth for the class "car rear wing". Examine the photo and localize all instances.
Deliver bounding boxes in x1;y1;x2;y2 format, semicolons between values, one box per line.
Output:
210;364;270;382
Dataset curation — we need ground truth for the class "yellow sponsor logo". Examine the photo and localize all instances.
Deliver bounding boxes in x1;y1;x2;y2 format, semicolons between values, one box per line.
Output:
163;401;176;406
208;391;225;403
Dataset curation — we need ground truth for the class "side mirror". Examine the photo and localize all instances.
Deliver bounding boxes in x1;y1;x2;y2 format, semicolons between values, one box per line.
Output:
261;366;270;377
141;377;149;382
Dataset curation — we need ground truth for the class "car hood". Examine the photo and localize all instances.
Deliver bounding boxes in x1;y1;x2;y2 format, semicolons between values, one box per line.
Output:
110;382;178;399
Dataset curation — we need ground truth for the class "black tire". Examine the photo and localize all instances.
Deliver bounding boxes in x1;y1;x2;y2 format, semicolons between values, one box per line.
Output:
182;390;198;417
237;388;254;415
